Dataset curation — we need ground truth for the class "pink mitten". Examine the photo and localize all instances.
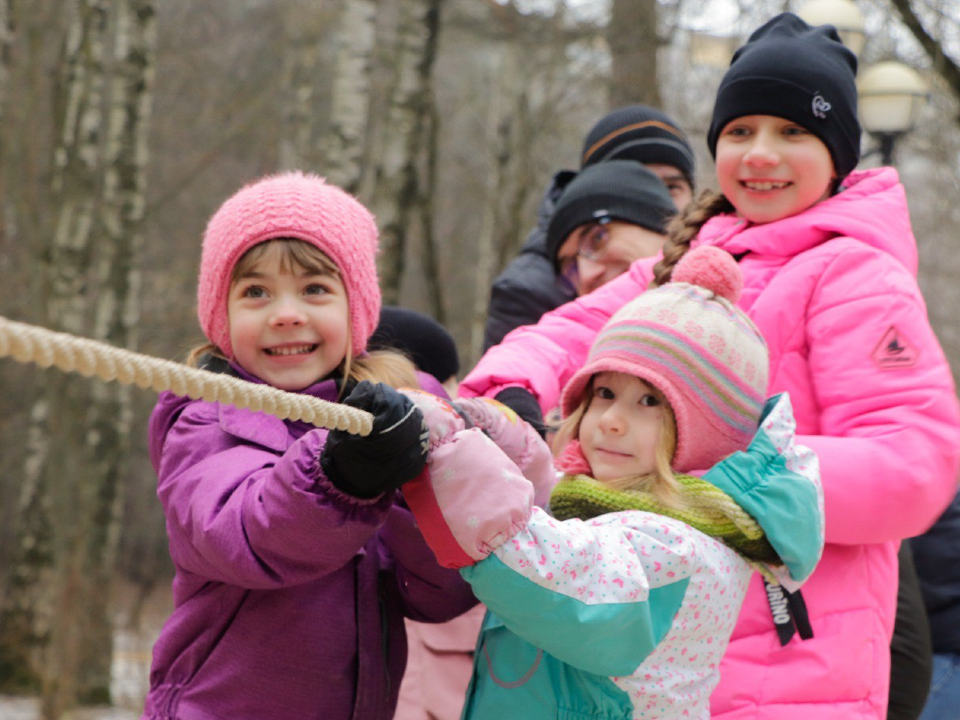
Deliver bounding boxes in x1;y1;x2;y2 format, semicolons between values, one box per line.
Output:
400;389;534;569
453;397;558;507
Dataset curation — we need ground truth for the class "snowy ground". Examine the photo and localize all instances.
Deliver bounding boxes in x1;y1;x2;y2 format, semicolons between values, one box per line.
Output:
0;696;139;720
0;579;170;720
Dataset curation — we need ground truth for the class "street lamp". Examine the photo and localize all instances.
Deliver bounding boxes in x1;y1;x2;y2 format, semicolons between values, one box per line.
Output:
858;61;928;165
798;0;928;167
797;0;866;58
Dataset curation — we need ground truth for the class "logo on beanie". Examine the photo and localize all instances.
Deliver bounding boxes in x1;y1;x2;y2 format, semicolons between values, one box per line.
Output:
811;94;832;120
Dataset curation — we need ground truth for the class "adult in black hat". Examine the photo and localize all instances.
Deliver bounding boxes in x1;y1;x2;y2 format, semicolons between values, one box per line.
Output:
546;160;677;296
482;105;695;351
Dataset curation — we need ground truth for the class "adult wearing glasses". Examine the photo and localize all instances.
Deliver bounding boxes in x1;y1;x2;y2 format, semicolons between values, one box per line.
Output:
482;104;695;352
547;160;677;297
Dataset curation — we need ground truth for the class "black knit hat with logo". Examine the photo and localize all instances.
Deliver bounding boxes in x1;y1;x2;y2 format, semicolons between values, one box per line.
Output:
545;160;678;271
581;104;696;186
707;13;861;178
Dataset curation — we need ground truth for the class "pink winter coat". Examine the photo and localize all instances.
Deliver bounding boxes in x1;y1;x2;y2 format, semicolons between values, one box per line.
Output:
461;167;960;720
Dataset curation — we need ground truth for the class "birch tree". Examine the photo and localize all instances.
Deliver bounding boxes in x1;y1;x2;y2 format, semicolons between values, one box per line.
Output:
0;1;158;716
0;0;11;155
369;0;444;305
319;0;378;192
279;0;324;170
36;0;112;713
608;0;661;108
0;2;109;707
469;45;516;364
75;0;157;705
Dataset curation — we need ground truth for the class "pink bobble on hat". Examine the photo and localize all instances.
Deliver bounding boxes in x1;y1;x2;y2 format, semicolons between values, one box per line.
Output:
560;246;769;473
672;244;743;304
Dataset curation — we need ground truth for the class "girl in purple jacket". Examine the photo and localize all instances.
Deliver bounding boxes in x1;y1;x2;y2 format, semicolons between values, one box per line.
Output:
461;13;960;720
143;172;476;720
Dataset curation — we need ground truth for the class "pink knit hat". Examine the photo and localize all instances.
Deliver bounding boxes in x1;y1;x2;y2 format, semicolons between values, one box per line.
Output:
197;171;380;359
560;246;769;473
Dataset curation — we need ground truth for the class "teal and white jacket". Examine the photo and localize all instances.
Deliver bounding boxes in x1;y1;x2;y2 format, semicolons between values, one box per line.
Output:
401;392;824;720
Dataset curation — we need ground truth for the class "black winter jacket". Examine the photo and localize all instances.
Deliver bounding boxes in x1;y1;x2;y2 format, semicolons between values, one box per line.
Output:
912;488;960;654
482;170;576;351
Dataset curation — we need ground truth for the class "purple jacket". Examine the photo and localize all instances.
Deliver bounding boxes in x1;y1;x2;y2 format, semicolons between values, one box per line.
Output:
143;368;476;720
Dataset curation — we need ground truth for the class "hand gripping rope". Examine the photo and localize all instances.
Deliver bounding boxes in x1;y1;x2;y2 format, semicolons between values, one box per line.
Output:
0;315;373;436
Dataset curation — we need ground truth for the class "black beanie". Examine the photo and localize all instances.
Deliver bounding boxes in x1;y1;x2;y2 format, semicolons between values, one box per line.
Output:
581;104;696;186
368;306;460;382
707;13;861;178
545;160;678;271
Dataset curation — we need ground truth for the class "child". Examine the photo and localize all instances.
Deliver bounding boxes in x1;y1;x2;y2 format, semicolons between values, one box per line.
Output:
143;172;477;720
369;306;558;720
460;14;960;720
401;246;824;719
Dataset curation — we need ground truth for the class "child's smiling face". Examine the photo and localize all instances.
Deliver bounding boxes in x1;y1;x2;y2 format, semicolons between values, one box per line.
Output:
227;243;349;391
715;114;835;225
578;372;665;483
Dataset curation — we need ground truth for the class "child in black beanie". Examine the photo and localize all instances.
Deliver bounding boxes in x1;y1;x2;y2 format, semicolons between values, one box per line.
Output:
461;12;960;720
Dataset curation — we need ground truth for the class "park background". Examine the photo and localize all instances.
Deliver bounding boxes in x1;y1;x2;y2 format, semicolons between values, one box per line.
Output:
0;0;958;718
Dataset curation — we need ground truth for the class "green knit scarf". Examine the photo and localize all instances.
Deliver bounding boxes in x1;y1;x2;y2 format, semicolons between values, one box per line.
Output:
550;474;781;567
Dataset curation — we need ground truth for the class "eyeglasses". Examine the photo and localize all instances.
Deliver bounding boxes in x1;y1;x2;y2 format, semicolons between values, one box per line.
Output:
557;218;612;293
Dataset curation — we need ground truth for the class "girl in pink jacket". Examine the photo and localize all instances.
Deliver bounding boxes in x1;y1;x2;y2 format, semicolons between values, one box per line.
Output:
461;13;960;720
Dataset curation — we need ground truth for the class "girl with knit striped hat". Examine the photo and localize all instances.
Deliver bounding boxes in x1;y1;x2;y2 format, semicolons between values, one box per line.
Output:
144;172;476;720
398;246;824;720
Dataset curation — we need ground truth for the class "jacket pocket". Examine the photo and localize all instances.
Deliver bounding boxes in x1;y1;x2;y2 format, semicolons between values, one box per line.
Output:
480;627;544;688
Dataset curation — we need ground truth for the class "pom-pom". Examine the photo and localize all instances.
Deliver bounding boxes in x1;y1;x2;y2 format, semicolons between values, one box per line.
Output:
672;246;742;303
554;440;593;476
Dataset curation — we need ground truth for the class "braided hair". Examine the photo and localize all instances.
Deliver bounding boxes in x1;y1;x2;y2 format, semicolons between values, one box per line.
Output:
650;190;734;289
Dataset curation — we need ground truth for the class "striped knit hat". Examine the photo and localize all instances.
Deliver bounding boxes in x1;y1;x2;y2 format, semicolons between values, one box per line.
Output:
560;246;768;473
198;171;380;359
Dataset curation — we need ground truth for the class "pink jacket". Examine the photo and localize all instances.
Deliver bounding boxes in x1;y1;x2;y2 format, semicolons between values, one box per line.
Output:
461;167;960;720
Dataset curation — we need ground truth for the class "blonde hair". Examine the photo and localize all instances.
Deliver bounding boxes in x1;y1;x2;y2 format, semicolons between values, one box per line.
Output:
553;376;684;509
187;238;419;395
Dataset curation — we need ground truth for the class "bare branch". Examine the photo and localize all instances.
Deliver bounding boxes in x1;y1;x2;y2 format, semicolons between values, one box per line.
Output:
888;0;960;108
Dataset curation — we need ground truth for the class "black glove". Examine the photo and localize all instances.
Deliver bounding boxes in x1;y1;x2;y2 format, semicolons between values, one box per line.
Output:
320;381;428;498
494;387;546;438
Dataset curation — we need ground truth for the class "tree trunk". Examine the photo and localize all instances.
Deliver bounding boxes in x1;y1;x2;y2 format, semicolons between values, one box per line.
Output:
417;93;445;323
0;0;11;155
75;0;156;705
607;0;661;108
0;0;13;273
318;0;377;193
279;0;323;170
369;0;443;305
0;1;111;716
468;46;514;367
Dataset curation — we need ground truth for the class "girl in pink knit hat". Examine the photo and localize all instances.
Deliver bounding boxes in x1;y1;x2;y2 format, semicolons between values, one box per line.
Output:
397;246;825;720
143;172;476;720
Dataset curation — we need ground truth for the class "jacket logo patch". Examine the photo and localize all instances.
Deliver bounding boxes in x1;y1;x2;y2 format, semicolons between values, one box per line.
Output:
872;326;919;370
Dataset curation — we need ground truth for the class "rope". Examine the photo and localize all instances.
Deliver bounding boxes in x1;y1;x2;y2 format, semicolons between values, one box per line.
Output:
0;315;373;436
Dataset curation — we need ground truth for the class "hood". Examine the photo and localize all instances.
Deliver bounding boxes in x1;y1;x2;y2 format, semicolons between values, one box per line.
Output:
698;167;917;276
519;169;578;256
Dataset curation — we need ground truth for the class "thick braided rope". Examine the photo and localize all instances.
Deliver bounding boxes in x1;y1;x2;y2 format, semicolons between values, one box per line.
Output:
0;315;373;436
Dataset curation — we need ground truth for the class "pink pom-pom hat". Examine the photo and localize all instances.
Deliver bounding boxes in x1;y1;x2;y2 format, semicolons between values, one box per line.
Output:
197;171;381;359
559;246;769;473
